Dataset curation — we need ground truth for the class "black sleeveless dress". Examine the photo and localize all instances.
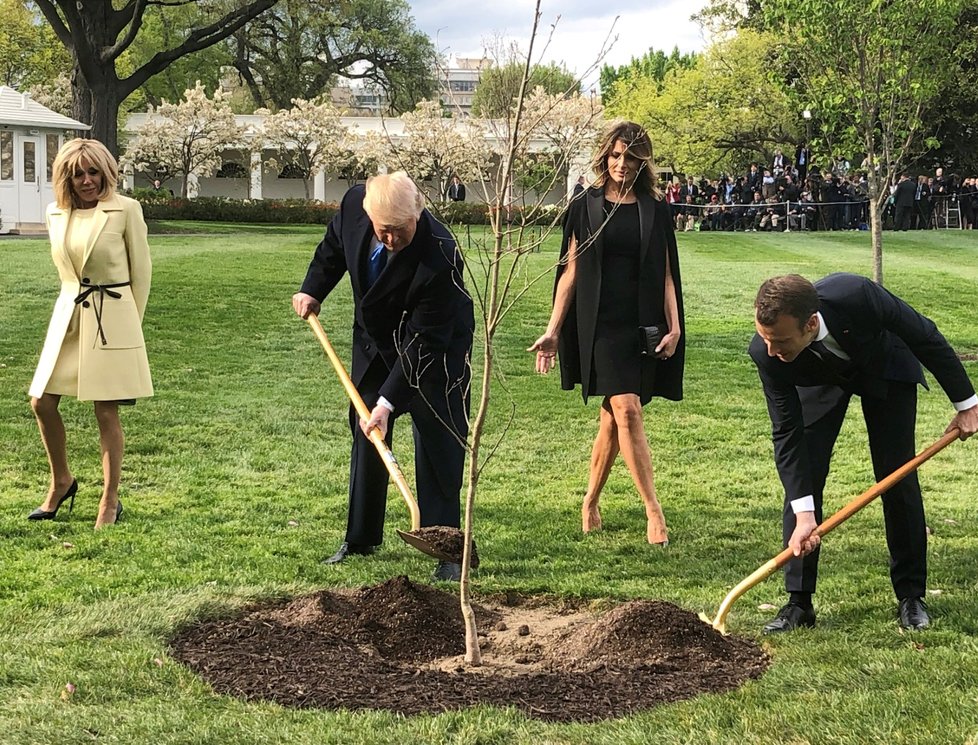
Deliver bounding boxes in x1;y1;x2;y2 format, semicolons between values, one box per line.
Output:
589;200;645;396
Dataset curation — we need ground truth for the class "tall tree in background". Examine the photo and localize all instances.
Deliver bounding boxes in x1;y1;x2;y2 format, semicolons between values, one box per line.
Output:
228;0;436;112
921;4;978;175
607;31;795;176
471;61;578;119
764;0;967;285
0;0;71;90
33;0;276;155
598;46;697;106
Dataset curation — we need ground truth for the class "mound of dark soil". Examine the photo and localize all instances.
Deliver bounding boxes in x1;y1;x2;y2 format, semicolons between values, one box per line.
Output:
169;578;768;723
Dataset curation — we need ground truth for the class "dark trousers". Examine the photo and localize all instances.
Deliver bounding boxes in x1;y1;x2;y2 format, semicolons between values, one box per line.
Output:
895;205;913;230
782;381;926;600
345;356;469;546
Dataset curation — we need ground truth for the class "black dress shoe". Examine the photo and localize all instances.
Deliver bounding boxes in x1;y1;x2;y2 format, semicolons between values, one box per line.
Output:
762;602;816;634
322;542;376;565
432;560;462;582
898;597;930;630
28;480;78;521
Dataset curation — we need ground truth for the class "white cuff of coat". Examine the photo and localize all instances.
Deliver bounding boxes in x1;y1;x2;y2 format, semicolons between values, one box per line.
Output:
377;396;395;413
790;495;815;514
953;395;978;412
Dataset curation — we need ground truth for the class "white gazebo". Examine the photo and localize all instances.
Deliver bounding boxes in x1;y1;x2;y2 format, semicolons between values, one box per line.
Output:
0;86;90;234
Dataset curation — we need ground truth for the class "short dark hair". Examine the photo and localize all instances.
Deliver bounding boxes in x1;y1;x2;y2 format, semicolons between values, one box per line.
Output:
755;275;819;329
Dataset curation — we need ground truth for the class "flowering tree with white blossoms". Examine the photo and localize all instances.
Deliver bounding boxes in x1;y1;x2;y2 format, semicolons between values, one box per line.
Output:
331;128;388;188
122;82;245;198
511;85;603;200
257;96;347;200
391;99;493;199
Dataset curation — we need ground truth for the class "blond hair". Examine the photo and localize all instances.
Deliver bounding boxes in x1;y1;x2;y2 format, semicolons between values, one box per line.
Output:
52;138;119;210
363;171;424;226
590;121;660;199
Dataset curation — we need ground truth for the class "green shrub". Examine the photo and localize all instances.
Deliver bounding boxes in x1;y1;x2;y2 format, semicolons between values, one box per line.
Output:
137;196;340;225
132;195;568;227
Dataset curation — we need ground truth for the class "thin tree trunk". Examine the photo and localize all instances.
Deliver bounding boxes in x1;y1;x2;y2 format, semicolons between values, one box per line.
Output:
867;169;884;285
460;215;504;666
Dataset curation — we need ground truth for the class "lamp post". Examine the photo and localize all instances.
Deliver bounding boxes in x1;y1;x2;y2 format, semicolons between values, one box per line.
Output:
802;108;812;142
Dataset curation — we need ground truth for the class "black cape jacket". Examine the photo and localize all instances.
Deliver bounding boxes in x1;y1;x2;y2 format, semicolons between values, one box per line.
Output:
556;186;685;404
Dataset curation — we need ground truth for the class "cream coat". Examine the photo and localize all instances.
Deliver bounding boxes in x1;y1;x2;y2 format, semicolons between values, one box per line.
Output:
29;194;153;401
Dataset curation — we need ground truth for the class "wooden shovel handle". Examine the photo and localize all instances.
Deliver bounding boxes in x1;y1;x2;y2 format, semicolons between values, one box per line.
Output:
708;428;960;632
305;314;421;531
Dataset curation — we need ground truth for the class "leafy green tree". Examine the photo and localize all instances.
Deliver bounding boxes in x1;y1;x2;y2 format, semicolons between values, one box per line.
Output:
33;0;276;155
228;0;436;112
123;4;229;110
471;61;578;118
607;30;796;177
0;0;70;90
599;46;697;106
921;4;978;174
764;0;968;284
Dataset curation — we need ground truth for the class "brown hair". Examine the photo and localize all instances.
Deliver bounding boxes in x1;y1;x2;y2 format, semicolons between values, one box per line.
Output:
52;138;119;210
589;120;660;199
755;274;819;328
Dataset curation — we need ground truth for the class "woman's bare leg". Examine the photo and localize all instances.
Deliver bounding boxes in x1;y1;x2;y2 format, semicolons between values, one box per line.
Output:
93;402;124;529
608;393;668;544
30;394;75;510
582;399;619;532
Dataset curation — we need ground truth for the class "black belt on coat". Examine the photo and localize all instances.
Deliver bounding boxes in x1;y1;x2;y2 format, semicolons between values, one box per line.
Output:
74;279;132;346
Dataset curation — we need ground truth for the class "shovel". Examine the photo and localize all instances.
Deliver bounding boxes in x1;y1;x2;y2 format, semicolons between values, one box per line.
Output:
700;428;960;634
305;314;467;563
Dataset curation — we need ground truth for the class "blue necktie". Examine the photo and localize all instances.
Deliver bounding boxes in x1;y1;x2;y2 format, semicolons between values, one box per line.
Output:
367;243;387;287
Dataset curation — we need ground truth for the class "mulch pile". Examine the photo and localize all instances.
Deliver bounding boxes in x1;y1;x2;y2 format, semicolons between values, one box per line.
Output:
169;577;768;722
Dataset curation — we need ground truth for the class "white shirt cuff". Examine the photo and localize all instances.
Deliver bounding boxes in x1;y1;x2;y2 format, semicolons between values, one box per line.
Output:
790;495;815;514
953;395;978;412
376;396;395;413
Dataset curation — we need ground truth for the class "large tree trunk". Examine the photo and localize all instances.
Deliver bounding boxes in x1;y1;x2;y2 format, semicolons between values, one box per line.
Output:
72;70;122;156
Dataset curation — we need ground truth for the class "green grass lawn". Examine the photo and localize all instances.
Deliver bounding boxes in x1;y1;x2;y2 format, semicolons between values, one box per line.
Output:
1;225;977;744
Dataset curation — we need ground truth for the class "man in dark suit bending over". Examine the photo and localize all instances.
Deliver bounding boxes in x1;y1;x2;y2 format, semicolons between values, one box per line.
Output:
750;274;977;633
293;171;474;581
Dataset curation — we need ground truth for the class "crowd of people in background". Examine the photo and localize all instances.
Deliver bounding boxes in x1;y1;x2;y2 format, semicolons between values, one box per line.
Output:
661;154;977;233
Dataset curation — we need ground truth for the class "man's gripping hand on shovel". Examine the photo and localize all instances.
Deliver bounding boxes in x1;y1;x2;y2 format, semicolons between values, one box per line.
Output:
789;511;821;557
946;403;978;441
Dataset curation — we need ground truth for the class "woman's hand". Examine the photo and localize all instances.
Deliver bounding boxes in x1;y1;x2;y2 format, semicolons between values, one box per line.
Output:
528;333;559;374
654;330;681;360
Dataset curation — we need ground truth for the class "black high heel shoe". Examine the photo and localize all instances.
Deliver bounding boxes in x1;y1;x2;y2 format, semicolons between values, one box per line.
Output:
28;480;78;521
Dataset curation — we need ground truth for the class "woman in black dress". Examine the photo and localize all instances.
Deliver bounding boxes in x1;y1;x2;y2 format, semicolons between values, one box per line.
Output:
529;121;685;545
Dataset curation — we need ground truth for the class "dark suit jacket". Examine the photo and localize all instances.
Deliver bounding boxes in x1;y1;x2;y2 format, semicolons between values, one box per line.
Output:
448;183;466;201
894;179;916;209
300;185;474;410
749;273;974;502
556;186;685;404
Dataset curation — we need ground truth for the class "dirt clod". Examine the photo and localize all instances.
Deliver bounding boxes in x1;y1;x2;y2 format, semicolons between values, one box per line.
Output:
169;577;768;723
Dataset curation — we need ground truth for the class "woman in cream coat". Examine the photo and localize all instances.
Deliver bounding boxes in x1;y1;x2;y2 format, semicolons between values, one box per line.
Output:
27;138;152;529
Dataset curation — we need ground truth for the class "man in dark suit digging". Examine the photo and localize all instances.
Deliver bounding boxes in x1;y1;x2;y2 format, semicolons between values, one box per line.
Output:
750;274;977;632
293;172;474;581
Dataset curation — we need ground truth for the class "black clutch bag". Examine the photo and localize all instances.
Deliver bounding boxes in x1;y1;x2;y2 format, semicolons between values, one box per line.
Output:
639;325;663;356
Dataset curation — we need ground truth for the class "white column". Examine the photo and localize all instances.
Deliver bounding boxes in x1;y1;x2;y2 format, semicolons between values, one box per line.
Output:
313;170;326;202
186;173;199;199
250;150;263;200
